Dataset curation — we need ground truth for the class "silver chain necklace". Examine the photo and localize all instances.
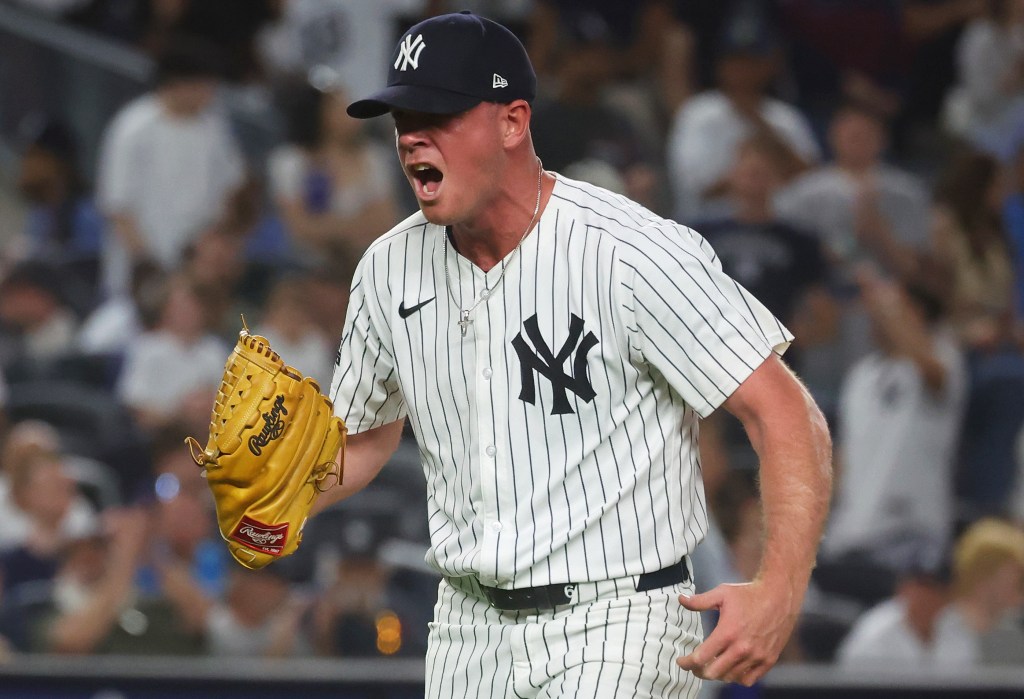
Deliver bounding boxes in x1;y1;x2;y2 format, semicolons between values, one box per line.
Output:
443;158;544;337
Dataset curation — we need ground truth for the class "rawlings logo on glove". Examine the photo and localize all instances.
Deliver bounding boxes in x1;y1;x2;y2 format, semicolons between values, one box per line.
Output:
186;320;346;569
249;395;288;456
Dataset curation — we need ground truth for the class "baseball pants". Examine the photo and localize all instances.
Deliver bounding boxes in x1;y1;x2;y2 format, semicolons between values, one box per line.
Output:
424;573;703;698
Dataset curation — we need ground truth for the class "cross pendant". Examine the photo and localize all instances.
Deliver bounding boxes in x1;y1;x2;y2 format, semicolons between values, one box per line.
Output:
458;310;472;337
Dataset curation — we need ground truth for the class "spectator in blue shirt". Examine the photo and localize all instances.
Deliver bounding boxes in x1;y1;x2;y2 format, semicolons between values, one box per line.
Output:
1004;144;1024;319
14;116;104;314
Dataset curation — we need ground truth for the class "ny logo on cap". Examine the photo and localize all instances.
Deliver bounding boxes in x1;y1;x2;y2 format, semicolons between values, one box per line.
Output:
395;33;426;71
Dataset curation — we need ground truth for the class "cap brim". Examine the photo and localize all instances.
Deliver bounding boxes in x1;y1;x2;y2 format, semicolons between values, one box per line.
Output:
346;84;483;119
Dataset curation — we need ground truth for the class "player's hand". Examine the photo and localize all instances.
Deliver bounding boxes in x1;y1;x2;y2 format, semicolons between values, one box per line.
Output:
676;580;801;686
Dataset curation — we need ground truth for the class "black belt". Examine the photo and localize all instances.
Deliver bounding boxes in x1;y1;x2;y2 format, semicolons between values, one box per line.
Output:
478;557;690;611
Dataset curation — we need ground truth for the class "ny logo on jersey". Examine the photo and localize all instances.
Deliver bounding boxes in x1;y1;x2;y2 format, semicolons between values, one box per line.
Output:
394;33;426;71
513;314;598;415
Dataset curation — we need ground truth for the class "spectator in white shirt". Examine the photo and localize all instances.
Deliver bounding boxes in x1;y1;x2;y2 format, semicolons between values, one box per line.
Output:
96;35;245;296
0;422;97;555
944;0;1024;157
116;275;228;434
822;270;967;579
77;260;166;356
666;15;820;222
776;102;931;281
0;261;78;370
256;0;426;100
837;541;954;667
774;103;933;411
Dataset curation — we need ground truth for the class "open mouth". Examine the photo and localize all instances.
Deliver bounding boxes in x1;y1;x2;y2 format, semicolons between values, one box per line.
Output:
411;164;443;198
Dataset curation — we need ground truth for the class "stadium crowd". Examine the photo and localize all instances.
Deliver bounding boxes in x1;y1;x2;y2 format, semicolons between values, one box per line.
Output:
0;0;1023;687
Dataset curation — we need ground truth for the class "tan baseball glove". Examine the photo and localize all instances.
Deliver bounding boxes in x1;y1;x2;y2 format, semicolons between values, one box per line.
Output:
186;321;346;570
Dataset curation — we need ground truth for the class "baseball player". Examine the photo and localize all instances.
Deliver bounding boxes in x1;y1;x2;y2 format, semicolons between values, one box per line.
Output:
320;12;832;698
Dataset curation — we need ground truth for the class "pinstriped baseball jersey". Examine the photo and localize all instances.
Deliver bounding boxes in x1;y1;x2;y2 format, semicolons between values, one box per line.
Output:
331;174;792;589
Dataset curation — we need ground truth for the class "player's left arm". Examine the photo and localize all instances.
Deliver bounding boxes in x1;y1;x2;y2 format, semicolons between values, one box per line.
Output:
677;354;832;686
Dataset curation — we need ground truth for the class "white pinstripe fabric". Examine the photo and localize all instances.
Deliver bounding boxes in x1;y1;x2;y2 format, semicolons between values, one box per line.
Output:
424;576;703;698
331;174;791;590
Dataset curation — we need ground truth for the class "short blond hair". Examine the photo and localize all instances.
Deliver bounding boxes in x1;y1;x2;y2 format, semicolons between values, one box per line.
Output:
953;518;1024;595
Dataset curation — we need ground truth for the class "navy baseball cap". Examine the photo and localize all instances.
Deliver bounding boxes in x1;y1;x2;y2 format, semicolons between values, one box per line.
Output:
346;11;536;119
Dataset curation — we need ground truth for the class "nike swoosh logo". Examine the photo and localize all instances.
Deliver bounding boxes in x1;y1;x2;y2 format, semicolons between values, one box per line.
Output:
398;297;436;318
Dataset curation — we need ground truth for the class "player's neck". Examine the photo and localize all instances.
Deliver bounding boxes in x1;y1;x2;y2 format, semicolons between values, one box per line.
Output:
449;169;554;272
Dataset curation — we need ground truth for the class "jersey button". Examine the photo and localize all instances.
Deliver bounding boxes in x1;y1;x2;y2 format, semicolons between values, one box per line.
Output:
491;521;503;532
485;445;497;457
480;288;490;299
482;368;492;380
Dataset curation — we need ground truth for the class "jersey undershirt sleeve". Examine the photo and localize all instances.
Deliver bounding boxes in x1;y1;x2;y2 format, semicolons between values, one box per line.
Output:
330;254;407;433
620;224;793;418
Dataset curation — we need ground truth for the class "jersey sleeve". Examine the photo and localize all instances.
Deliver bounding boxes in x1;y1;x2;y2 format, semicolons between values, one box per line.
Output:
329;254;407;433
620;225;793;417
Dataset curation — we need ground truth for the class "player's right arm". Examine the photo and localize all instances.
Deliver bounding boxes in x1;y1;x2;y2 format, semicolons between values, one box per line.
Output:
312;418;405;515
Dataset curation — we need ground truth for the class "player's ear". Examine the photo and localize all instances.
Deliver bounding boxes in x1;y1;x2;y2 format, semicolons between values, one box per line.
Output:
501;100;531;149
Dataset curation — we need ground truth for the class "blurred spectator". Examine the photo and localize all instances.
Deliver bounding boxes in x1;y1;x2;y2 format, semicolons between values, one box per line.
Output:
96;34;245;296
711;469;764;585
135;429;228;604
256;0;425;100
0;450;100;601
900;1;992;142
530;10;659;209
0;421;60;522
774;103;933;406
777;0;912;126
666;7;820;221
0;261;79;373
1013;425;1024;521
0;366;7;440
934;150;1024;518
562;158;627;195
144;1;275;81
268;78;399;267
0;422;97;555
256;276;334;387
933;517;1024;664
311;510;432;658
182;226;261;338
944;0;1024;158
305;267;352;343
1006;144;1024;315
77;260;166;356
695;135;839;372
932;150;1017;349
116;275;228;434
836;540;954;667
527;0;696;122
820;271;967;596
776;103;931;283
12;116;104;312
205;566;311;657
23;507;204;655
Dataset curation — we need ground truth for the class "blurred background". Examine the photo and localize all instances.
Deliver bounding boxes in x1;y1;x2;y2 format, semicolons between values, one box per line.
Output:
0;0;1022;697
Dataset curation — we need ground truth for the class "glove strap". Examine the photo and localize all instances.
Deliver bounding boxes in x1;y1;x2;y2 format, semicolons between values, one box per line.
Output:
184;436;212;469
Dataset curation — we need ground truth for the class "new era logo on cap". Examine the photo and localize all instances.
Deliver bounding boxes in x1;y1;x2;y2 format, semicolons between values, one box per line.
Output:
493;73;508;88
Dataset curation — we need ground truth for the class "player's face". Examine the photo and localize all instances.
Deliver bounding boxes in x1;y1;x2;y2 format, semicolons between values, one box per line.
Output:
392;104;506;225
